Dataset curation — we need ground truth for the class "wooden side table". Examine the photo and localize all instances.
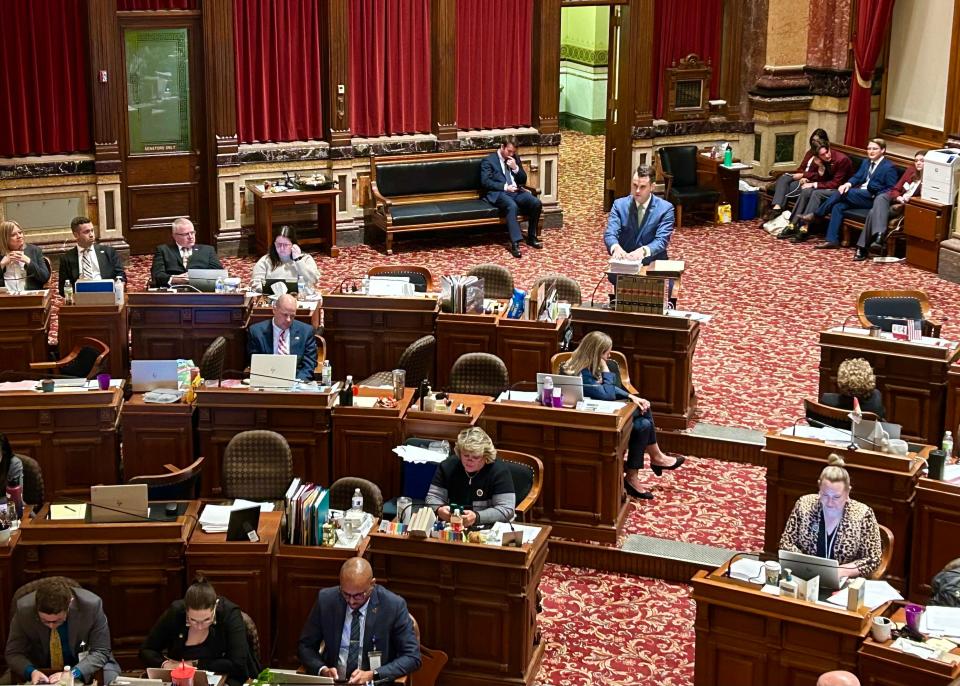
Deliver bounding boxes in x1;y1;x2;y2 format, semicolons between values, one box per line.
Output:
250;185;340;257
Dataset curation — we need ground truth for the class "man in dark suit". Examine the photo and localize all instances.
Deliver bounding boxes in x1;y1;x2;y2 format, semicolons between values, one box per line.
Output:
247;293;317;381
480;136;543;258
150;217;222;287
799;138;900;249
5;578;121;684
604;164;675;267
58;216;126;296
298;557;420;684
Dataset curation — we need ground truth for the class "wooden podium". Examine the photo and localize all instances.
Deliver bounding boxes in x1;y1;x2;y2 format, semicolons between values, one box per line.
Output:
196;387;336;496
322;293;438;381
819;327;959;445
481;399;632;543
435;311;499;387
908;477;960;602
127;292;249;371
0;290;51;371
18;501;200;664
570;305;698;430
368;527;550;686
763;433;926;590
56;303;128;379
692;560;885;686
403;393;487;442
251;185;340;257
120;392;196;478
0;388;122;496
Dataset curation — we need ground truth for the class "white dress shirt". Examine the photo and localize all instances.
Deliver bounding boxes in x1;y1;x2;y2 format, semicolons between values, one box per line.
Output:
3;260;26;292
77;245;102;280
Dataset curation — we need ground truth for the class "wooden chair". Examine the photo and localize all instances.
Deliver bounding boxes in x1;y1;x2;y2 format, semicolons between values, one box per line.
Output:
550;351;639;395
657;144;720;228
870;524;895;580
199;336;228;383
496;450;543;523
128;456;205;500
409;614;447;686
222;430;292;501
313;334;327;376
448;353;509;397
530;273;582;305
466;264;514;299
367;265;435;292
29;336;109;380
361;334;436;387
856;289;942;338
803;398;880;430
329;477;384;518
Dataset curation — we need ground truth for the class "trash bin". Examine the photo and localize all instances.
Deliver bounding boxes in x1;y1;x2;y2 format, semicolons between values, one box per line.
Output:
739;189;760;221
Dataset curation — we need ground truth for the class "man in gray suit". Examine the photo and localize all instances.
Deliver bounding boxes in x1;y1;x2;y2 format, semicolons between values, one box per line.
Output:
298;558;420;684
5;578;120;684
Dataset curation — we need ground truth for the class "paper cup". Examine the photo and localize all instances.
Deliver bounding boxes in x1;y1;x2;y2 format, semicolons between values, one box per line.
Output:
870;616;893;642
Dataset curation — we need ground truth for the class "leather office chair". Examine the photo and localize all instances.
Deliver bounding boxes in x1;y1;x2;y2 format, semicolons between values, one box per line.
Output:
466;264;514;299
530;273;582;306
29;336;109;380
803;398;880;431
870;524;895;580
550;351;639;395
241;610;262;667
367;265;435;292
361;335;436;388
448;353;509;397
856;289;942;338
657;144;720;228
19;454;44;509
409;614;448;686
329;477;384;518
496;450;543;523
199;336;228;383
128;456;205;501
222;431;293;501
11;576;81;615
313;334;327;378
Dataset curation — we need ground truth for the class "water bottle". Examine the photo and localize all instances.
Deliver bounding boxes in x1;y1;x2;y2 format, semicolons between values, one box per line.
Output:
297;274;308;297
215;277;224;293
63;279;74;305
541;375;554;406
361;276;370;294
351;488;363;513
61;667;74;686
114;276;124;305
723;144;733;166
321;360;332;386
943;431;954;459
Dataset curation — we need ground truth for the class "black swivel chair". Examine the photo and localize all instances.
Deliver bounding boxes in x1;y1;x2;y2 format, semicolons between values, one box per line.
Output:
657;145;721;228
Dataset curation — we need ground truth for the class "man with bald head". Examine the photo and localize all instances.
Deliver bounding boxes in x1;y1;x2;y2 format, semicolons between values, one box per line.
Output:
247;293;317;381
817;670;860;686
298;557;420;684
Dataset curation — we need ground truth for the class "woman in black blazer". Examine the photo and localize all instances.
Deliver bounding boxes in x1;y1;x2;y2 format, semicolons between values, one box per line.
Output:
1;220;49;291
140;578;260;686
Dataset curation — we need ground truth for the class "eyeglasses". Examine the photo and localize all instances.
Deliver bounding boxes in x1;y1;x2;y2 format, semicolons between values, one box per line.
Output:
340;587;372;603
175;231;196;237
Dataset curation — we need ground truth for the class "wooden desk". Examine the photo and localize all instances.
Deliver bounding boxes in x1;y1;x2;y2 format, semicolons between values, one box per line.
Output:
909;478;960;602
946;365;960;459
0;291;51;371
368;526;550;686
247;296;321;329
120;393;195;478
0;388;123;496
322;293;438;382
481;399;632;543
435;312;498;388
697;154;749;218
56;303;128;379
570;305;698;431
251;186;340;257
0;528;22;664
904;198;952;273
187;510;282;667
763;434;925;590
332;389;413;500
127;292;249;372
403;393;487;442
18;501;200;664
692;560;885;686
858;605;960;686
196;387;336;496
819;328;959;445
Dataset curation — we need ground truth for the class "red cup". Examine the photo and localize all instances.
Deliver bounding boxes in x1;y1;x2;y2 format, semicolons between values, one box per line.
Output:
171;662;196;686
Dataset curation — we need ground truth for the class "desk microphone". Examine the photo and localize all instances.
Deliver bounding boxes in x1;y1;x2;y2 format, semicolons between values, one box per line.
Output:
805;417;889;452
53;493;200;527
587;273;608;308
504;380;537;401
167;284;202;293
839;313;861;333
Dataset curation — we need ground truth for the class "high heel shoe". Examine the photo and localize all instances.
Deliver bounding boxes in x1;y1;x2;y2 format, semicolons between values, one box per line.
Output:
651;455;685;477
624;481;653;500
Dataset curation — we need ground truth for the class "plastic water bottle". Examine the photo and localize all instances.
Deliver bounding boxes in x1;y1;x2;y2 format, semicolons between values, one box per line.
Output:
943;431;954;458
321;360;332;386
723;145;733;166
297;274;308;297
351;488;363;513
215;277;224;293
63;279;74;305
61;667;74;686
114;276;124;305
541;375;554;406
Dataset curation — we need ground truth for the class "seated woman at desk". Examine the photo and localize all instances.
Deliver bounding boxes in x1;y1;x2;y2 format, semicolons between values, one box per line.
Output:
562;331;683;500
140;577;259;686
819;358;885;419
250;225;320;293
426;427;515;526
1;220;49;292
779;454;882;578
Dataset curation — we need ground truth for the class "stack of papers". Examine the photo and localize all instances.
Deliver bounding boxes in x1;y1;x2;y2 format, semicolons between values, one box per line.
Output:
826;580;902;610
496;390;538;403
488;522;541;546
199;500;275;533
780;425;852;443
729;557;764;583
921;606;960;639
392;445;449;464
576;399;626;414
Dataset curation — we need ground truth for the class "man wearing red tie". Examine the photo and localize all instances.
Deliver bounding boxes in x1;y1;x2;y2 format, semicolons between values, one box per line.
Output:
247;293;317;381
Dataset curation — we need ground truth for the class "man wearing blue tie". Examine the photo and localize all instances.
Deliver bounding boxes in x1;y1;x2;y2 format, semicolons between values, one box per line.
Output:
480;137;543;258
799;138;899;250
247;293;317;381
604;165;676;267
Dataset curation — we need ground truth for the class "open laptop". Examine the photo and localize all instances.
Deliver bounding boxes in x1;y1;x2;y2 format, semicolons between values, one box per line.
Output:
74;279;116;306
250;353;298;390
778;549;843;590
536;372;584;407
187;268;229;292
131;360;180;392
90;484;149;523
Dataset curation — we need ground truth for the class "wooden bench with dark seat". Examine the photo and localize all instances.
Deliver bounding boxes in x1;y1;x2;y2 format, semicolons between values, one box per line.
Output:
369;151;541;255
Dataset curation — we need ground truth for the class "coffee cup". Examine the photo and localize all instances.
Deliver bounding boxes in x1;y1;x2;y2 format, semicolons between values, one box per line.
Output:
764;561;782;586
871;616;893;642
927;449;947;480
40;379;54;393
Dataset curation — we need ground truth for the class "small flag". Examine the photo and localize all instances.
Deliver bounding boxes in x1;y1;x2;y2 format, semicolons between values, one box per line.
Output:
849;396;863;425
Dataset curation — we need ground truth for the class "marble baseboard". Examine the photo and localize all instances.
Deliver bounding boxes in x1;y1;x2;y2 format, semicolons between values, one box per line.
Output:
632;119;754;140
0;159;95;179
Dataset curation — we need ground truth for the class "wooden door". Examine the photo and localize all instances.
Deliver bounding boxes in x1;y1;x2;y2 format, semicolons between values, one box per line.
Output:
603;4;635;211
120;18;207;255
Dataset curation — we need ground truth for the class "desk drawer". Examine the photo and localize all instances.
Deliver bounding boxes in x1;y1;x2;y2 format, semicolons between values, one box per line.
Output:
906;237;940;272
905;203;946;241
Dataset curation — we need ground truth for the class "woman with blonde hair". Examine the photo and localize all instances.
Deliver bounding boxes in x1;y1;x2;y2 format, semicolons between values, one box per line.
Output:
820;357;885;419
779;454;882;578
1;220;49;292
562;330;683;500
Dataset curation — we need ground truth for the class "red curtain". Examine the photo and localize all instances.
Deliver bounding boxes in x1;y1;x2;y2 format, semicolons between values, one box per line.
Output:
234;0;325;143
0;0;91;157
117;0;197;9
651;0;722;119
456;0;533;130
349;0;431;137
843;0;895;146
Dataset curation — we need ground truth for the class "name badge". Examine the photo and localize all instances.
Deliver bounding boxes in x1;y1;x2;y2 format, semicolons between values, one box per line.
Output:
368;651;382;671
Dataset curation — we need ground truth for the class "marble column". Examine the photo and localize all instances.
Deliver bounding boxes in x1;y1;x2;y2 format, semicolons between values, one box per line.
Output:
804;0;854;144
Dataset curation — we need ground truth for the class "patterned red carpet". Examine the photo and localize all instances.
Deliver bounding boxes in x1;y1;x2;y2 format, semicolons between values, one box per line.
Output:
46;131;960;685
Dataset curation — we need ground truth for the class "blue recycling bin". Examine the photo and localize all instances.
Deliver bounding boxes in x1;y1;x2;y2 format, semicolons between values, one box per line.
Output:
739;189;759;221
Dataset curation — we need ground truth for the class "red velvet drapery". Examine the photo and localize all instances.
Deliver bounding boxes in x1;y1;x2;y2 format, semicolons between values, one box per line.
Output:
843;0;895;146
651;0;722;119
117;0;197;9
234;0;325;143
456;0;533;130
349;0;431;137
0;0;91;157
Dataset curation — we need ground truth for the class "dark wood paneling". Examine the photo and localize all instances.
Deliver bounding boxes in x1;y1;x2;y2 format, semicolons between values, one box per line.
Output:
909;479;960;602
430;0;457;140
531;0;561;134
57;304;129;379
87;0;122;173
0;295;51;372
321;0;351;146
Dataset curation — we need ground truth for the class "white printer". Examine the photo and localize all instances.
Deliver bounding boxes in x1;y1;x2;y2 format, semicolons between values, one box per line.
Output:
922;148;960;205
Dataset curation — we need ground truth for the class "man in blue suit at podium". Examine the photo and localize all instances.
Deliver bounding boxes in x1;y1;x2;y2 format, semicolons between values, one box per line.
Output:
247;293;317;382
604;164;676;266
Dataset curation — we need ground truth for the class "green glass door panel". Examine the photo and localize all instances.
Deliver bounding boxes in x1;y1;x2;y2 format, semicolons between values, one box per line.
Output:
125;28;191;153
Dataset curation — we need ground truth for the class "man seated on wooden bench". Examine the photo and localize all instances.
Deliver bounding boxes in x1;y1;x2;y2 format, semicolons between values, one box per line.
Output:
480;136;543;258
853;150;925;261
781;143;854;243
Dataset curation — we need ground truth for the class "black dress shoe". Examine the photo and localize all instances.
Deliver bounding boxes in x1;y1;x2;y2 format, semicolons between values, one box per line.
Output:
526;236;543;249
651;455;685;476
777;224;798;239
853;249;868;262
791;229;810;243
508;242;522;258
624;482;653;500
814;242;840;250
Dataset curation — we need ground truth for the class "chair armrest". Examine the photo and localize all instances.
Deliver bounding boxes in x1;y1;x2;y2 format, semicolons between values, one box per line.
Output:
662;171;674;198
28;361;59;371
521;184;541;197
370;182;393;210
163;464;180;473
622;381;640;396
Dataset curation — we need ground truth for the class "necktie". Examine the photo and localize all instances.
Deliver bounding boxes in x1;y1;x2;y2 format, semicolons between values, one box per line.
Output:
628;201;639;232
635;201;646;229
345;609;362;676
181;248;191;265
866;163;876;183
503;159;513;187
49;627;64;670
277;329;288;355
82;249;96;279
